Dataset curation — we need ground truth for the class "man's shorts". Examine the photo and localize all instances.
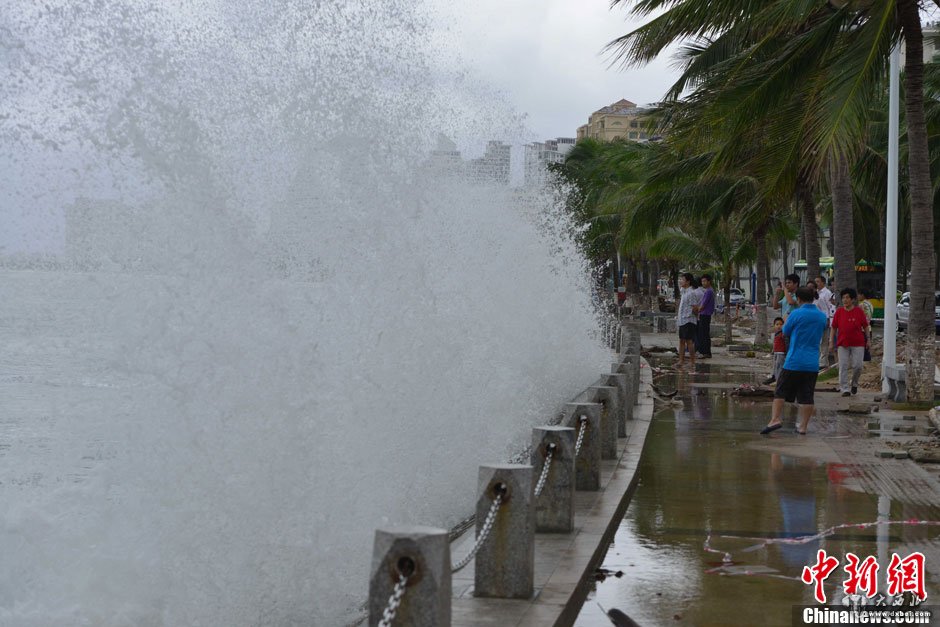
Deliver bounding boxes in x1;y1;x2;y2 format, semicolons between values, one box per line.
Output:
678;322;697;340
774;368;818;405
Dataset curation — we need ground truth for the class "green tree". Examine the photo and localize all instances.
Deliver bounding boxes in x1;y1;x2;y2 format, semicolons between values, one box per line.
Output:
608;0;937;400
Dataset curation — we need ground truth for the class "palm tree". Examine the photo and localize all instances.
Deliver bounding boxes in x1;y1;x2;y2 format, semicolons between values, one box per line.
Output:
607;0;937;400
830;156;857;291
896;1;935;400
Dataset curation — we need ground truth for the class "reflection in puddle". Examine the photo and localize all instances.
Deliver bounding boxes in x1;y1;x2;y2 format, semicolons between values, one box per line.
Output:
576;364;940;627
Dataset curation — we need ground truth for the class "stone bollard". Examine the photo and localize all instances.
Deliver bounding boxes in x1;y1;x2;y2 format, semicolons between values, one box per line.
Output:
369;526;451;627
563;402;602;491
602;372;629;435
588;385;619;460
474;464;535;599
624;354;641;395
531;426;575;532
621;323;642;356
612;358;640;412
624;337;641;358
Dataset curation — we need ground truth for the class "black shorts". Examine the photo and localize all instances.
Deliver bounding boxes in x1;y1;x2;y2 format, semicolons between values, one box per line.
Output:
774;369;818;405
678;322;697;340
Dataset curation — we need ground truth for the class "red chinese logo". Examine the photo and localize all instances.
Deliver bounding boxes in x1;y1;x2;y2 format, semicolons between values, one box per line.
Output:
802;550;840;603
801;551;928;604
886;552;926;601
843;553;879;599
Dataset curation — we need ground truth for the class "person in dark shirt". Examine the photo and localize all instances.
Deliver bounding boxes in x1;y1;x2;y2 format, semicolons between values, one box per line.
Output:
694;274;715;358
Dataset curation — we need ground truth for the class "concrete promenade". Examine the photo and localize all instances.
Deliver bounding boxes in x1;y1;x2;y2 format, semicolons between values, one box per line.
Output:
448;360;655;627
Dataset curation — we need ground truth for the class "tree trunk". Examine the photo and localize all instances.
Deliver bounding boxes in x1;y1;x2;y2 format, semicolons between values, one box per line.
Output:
899;1;937;402
765;245;775;300
649;260;659;298
879;204;887;264
830;155;857;291
754;224;770;346
901;247;910;293
723;271;733;343
799;219;806;261
672;265;680;301
782;242;790;277
797;176;821;280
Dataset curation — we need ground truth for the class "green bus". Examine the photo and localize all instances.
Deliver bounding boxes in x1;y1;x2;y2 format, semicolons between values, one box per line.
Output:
794;257;885;319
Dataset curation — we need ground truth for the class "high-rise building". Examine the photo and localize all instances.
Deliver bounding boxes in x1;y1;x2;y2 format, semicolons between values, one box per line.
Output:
467;140;511;185
426;134;464;178
576;99;655;143
524;137;576;186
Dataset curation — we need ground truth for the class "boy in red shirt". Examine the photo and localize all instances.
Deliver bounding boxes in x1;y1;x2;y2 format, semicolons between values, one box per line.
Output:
828;287;870;396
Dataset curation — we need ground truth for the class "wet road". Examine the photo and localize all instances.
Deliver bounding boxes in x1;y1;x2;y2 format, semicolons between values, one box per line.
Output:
576;362;940;627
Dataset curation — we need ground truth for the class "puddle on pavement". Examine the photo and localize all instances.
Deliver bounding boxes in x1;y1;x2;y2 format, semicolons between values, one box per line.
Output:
576;362;940;627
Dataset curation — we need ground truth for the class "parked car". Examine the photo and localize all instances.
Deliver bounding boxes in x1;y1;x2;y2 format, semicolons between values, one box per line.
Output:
715;288;746;314
895;291;940;333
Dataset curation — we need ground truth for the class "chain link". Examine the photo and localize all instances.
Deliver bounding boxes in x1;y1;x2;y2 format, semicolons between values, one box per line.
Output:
377;573;409;627
574;416;588;457
533;445;555;497
451;493;503;573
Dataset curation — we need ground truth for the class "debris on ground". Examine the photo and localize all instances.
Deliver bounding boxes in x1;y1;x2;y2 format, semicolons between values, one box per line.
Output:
839;404;874;415
730;384;774;398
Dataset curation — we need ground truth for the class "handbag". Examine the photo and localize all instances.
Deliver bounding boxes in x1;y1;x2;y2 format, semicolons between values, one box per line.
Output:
864;346;872;362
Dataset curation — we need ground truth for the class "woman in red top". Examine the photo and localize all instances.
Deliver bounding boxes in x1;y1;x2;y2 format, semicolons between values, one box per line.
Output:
828;287;870;396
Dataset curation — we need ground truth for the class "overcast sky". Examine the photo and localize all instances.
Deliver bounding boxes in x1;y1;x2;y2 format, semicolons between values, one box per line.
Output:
443;0;679;142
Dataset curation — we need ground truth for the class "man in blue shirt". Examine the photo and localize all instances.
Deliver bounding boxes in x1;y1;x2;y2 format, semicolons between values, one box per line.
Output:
761;287;828;436
774;273;800;320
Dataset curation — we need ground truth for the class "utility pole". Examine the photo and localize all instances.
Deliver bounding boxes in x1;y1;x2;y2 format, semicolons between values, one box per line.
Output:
883;44;900;393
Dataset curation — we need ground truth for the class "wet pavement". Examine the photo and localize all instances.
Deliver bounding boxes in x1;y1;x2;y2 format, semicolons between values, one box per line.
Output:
575;359;940;627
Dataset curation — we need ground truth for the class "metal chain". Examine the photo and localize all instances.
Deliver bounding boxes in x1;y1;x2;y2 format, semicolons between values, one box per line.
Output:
451;493;503;573
533;446;555;497
574;416;588;457
377;573;409;627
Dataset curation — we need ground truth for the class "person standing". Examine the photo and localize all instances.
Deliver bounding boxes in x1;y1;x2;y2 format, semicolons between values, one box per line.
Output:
857;288;874;361
857;289;874;329
814;275;833;368
829;288;869;396
761;287;828;435
695;274;715;358
763;316;787;385
774;274;800;320
676;272;700;369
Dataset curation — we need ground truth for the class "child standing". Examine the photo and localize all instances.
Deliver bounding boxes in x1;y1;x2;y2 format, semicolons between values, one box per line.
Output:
763;317;787;385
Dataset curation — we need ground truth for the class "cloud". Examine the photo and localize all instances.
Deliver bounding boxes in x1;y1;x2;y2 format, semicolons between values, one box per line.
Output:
437;0;678;140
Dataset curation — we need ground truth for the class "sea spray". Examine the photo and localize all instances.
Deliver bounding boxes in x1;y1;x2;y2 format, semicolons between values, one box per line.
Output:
0;1;609;624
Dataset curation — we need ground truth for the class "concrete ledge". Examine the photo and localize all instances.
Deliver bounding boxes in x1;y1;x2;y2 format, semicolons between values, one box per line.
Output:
449;363;655;627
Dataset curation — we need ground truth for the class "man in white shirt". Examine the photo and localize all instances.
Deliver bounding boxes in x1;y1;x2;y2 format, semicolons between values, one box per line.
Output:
676;272;701;369
815;275;833;368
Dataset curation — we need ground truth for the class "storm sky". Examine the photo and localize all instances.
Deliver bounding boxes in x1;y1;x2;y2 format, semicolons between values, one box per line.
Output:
443;0;679;142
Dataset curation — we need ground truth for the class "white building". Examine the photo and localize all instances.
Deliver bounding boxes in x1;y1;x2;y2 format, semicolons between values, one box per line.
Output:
426;134;464;178
468;140;511;185
524;137;576;186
